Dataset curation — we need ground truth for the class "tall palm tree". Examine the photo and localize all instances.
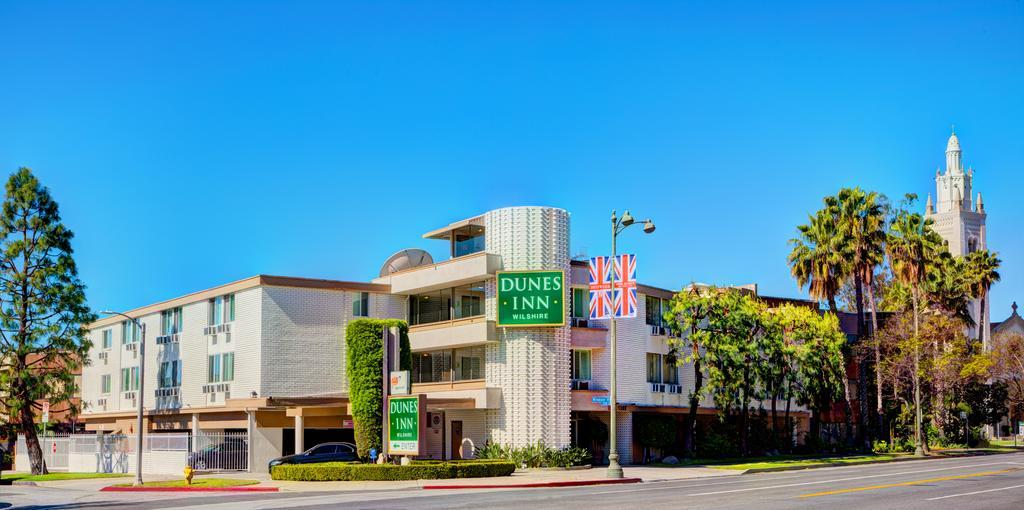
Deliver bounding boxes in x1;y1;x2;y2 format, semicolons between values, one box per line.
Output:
965;250;1001;349
789;209;849;313
834;188;887;441
886;210;943;456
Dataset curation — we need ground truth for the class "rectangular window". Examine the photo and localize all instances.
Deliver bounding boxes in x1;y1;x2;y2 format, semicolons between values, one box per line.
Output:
101;329;112;349
131;367;140;390
101;374;111;394
409;289;453;326
222;352;234;382
453;346;484;380
453;283;485;319
663;354;679;385
121;321;139;344
159;360;182;388
161;307;183;335
646;353;662;384
228;294;235;322
208;354;222;383
572;288;589;319
411;350;453;384
352;292;369;317
572;349;592;380
209;295;236;325
121;368;129;391
645;296;663;326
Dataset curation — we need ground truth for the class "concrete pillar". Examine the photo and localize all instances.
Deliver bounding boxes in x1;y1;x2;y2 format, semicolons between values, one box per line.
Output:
247;410;256;472
294;415;304;454
191;413;200;453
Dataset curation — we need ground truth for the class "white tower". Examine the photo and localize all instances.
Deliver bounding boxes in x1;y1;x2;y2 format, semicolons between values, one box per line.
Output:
925;129;989;343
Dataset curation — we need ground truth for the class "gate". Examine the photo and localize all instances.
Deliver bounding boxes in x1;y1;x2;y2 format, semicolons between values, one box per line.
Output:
190;431;248;471
15;434;70;472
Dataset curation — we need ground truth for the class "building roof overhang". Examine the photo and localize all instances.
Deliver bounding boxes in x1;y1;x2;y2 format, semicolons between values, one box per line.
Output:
422;215;485;240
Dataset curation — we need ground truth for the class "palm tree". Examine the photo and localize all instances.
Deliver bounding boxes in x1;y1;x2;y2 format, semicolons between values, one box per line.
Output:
886;210;944;456
789;208;849;313
965;250;1001;350
834;187;887;443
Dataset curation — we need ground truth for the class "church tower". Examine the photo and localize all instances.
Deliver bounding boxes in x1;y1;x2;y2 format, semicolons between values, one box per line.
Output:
925;129;989;343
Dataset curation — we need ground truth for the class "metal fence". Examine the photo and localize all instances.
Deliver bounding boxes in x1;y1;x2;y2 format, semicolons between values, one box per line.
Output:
190;431;248;471
15;431;248;473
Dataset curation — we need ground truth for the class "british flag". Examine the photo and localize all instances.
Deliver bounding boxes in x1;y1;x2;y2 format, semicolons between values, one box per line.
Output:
588;256;613;319
612;254;638;318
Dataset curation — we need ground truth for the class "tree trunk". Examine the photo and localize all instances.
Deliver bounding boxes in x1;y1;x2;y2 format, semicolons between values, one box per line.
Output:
784;380;793;451
771;388;779;450
867;281;883;442
19;401;47;475
854;272;865;338
913;288;923;455
844;373;854;446
683;359;703;457
828;296;839;314
979;291;987;350
741;359;750;456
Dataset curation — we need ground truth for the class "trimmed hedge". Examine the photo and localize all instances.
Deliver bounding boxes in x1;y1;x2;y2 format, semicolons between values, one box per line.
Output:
270;461;516;481
345;319;412;459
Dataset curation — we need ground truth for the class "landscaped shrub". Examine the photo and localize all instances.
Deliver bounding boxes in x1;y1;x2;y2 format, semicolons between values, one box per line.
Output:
636;415;676;451
345;319;412;459
269;460;516;481
474;441;591;468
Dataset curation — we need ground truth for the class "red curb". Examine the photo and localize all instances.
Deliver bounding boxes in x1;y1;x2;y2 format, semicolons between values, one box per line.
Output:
100;485;279;492
422;477;642;489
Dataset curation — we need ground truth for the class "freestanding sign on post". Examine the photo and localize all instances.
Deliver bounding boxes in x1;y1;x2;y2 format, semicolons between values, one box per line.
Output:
387;394;426;456
496;270;565;327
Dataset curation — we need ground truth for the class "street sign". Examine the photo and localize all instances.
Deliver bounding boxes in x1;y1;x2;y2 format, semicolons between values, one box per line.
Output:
390;370;410;395
591;396;610;406
42;401;49;423
387;394;426;456
496;270;565;327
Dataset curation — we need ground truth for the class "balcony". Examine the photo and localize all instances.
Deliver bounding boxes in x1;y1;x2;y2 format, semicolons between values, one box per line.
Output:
409;317;497;350
382;252;502;295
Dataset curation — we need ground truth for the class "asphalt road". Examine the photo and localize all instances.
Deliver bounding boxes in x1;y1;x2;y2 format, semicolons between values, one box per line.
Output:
4;451;1024;509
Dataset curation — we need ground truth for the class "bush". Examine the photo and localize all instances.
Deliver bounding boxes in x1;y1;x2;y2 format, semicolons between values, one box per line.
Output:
345;319;412;459
636;415;676;450
270;460;516;481
474;441;591;468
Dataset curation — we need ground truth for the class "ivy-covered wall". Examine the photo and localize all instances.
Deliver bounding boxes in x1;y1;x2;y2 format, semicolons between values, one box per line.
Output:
345;318;412;458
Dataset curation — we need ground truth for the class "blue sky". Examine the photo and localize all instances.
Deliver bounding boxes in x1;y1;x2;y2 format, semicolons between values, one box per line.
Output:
1;1;1021;318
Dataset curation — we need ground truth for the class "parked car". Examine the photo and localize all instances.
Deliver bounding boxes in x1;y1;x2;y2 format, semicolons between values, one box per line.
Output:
187;437;248;470
268;442;358;469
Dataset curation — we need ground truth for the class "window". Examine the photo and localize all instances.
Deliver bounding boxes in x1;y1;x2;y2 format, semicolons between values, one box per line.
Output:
101;374;111;394
352;292;369;317
646;353;662;384
121;367;140;391
571;288;589;319
646;296;664;327
409;289;452;326
411;350;452;384
121;321;140;344
662;354;679;385
222;352;235;382
452;226;485;257
158;360;182;388
101;329;112;349
453;346;484;380
208;294;235;326
208;354;222;383
161;307;183;335
572;349;592;380
453;283;484;319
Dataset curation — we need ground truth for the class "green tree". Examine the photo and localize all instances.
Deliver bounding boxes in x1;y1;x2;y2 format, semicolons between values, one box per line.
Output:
344;318;411;458
788;208;849;313
663;285;715;456
0;168;95;475
790;309;847;446
833;188;887;441
964;250;1001;349
886;207;944;455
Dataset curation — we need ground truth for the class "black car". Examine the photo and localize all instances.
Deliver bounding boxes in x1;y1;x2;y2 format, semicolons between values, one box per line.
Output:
268;442;358;469
188;438;248;470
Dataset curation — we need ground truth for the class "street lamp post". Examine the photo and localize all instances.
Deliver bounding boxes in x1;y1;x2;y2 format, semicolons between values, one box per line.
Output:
101;310;146;487
607;210;655;479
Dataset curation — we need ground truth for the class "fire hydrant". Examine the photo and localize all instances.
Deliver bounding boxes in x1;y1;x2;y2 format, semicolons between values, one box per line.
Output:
183;465;194;485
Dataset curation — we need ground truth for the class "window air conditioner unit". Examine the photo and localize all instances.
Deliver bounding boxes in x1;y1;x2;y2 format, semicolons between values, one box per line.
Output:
97;398;107;407
667;384;683;394
650;325;668;336
571;379;590;390
650;383;665;393
125;343;138;352
203;326;216;336
570;317;589;328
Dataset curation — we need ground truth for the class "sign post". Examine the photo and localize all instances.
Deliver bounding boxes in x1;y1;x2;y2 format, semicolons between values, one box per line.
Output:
387;394;426;456
496;270;565;327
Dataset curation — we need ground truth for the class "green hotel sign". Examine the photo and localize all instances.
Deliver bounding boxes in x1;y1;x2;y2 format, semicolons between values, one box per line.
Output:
387;394;425;456
496;270;565;327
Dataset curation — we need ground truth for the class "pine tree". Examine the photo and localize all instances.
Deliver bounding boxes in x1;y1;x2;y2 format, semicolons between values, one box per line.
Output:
0;168;95;474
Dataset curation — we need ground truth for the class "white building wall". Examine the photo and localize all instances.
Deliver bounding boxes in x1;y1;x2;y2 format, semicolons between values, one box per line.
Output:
484;206;572;448
446;409;486;459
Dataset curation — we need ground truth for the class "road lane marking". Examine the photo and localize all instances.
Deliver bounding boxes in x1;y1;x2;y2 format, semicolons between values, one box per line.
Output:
926;483;1024;501
681;461;1016;497
799;469;1016;498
